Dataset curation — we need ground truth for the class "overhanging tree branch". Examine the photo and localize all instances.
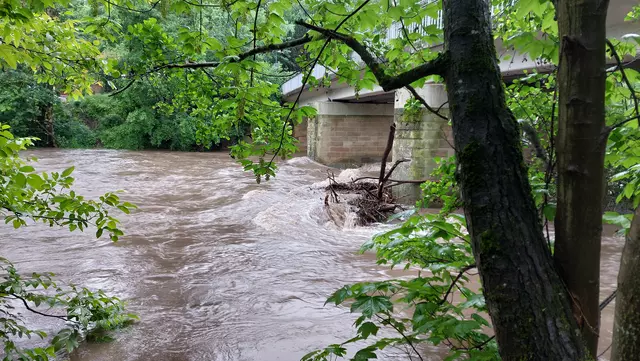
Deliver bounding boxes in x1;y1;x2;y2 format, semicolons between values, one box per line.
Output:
110;35;316;96
159;34;315;70
295;21;448;92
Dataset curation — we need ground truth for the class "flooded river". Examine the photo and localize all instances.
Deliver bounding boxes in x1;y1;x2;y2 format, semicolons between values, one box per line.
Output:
1;149;625;360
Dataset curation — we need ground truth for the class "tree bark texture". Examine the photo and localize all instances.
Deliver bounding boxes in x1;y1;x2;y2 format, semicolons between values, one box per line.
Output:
611;207;640;361
554;0;609;356
441;0;588;359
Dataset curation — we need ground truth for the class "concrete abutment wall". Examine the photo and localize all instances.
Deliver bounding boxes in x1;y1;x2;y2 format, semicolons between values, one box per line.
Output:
392;85;453;202
303;102;394;167
292;86;455;204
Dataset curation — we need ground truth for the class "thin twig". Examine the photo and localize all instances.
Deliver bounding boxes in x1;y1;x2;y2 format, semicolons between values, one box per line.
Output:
10;294;75;323
101;0;161;13
376;314;424;361
295;0;315;25
439;265;475;306
110;35;315;96
406;85;448;121
607;39;639;118
250;0;262;86
599;289;617;311
597;342;612;359
267;0;372;166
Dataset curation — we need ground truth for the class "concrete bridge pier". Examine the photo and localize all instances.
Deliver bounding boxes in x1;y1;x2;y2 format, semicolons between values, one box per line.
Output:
304;101;394;168
392;84;454;203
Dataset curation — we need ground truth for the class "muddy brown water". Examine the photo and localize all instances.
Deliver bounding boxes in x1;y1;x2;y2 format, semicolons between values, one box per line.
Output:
1;149;624;360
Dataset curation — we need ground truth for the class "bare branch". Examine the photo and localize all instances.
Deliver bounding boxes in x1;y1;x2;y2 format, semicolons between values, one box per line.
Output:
439;264;476;306
406;85;448;121
377;124;396;200
611;114;640;129
383;158;410;183
10;294;75;323
351;176;427;184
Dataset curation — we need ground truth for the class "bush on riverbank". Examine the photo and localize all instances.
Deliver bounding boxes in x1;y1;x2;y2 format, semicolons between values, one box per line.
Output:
0;69;247;151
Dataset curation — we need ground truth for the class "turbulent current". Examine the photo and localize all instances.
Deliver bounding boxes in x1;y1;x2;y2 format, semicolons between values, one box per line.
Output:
1;150;624;361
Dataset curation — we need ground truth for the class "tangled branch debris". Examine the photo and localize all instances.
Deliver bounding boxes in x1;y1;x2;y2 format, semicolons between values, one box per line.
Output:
322;123;426;226
324;173;397;225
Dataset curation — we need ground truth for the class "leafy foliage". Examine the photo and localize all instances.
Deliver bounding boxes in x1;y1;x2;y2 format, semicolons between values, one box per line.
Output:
1;258;137;360
0;123;137;359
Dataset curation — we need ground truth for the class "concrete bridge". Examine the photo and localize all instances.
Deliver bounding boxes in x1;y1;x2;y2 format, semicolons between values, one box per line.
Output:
284;2;639;199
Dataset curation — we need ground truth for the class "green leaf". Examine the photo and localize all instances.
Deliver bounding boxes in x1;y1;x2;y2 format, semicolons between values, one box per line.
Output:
350;295;393;317
388;6;404;20
603;211;632;230
62;166;75;177
353;348;377;361
358;322;379;339
543;203;556;221
14;172;27;187
27;174;45;189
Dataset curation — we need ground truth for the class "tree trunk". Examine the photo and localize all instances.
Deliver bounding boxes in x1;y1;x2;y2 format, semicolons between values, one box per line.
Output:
441;0;588;359
611;207;640;361
43;104;57;148
554;0;609;356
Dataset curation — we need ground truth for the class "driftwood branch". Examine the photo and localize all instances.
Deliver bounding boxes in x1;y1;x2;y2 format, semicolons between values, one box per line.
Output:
383;158;410;183
352;176;428;184
377;124;396;200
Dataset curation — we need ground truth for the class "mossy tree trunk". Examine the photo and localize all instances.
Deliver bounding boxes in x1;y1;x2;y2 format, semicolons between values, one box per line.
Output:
441;0;589;359
611;207;640;361
554;0;609;356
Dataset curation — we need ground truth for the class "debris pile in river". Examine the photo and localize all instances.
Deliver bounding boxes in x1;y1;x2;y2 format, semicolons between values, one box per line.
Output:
324;171;398;226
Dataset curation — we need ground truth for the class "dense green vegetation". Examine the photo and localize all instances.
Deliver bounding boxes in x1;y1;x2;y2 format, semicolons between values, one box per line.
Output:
0;1;304;151
1;0;639;360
